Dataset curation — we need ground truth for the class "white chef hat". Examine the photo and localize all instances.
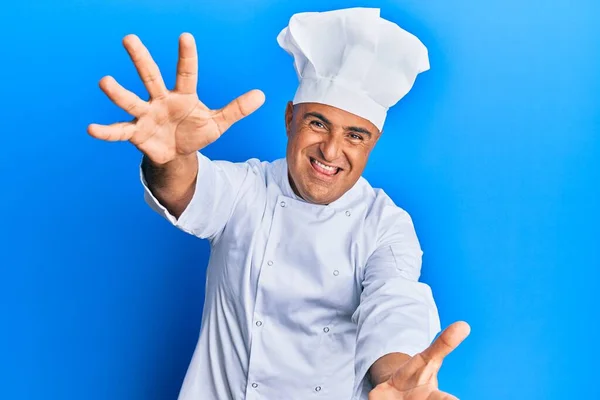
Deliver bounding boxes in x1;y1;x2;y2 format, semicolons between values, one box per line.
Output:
277;7;429;131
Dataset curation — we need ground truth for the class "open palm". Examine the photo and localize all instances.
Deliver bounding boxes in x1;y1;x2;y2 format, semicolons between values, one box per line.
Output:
88;33;264;165
369;321;470;400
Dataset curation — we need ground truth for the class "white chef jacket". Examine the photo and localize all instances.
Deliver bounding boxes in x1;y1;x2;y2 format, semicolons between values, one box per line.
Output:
141;151;441;400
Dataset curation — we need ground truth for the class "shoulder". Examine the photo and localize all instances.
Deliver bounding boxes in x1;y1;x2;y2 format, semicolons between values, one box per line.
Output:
357;179;423;280
206;155;277;181
358;178;419;248
220;156;282;177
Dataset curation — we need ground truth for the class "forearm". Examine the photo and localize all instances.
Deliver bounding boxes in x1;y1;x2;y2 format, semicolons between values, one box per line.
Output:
141;153;198;219
369;352;412;386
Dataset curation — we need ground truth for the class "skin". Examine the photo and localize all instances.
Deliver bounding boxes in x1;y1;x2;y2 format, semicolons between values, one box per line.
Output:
87;33;265;218
368;322;471;400
284;101;381;204
87;32;470;400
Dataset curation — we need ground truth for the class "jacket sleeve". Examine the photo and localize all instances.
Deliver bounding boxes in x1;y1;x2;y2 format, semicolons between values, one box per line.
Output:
140;151;256;241
352;206;441;398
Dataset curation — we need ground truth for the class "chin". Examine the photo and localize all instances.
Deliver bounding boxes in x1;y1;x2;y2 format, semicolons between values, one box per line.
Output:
300;186;340;205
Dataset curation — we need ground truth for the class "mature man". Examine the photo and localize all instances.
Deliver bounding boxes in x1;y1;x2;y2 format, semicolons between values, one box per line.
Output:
88;7;469;400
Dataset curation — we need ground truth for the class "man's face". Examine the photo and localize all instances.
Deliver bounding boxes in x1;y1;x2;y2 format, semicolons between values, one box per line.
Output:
285;101;381;205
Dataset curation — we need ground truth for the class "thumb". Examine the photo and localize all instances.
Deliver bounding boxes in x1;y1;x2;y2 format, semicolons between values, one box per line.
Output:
420;321;471;364
213;89;265;134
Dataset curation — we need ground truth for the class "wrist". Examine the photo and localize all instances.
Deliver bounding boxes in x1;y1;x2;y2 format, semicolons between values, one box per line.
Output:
148;152;197;168
142;152;198;194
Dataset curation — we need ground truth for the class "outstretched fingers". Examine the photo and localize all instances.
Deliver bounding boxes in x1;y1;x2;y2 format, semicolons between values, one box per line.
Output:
99;76;148;118
389;321;470;392
122;34;169;99
213;89;265;134
175;33;198;94
87;121;137;142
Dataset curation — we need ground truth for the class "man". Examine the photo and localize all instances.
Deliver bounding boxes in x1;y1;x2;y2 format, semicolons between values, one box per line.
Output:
88;7;470;400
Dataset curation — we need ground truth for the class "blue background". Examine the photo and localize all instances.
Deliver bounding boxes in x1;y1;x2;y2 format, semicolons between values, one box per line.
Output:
1;1;598;399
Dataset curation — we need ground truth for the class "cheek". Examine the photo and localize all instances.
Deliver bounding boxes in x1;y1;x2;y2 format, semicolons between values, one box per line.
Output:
345;148;370;171
291;130;320;154
287;132;312;171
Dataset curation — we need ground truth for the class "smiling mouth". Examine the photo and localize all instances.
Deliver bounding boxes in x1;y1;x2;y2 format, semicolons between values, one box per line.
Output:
310;157;341;177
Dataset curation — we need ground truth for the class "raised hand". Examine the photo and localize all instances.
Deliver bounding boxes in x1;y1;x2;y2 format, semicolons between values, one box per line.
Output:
88;33;265;165
369;321;470;400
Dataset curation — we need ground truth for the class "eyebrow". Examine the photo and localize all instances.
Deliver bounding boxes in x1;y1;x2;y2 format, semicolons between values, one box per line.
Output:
303;112;373;139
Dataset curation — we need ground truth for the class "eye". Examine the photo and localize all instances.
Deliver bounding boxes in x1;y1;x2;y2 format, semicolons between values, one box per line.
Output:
310;120;326;129
349;133;364;141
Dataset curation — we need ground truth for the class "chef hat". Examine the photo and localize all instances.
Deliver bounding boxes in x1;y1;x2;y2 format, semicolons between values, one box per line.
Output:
277;7;429;131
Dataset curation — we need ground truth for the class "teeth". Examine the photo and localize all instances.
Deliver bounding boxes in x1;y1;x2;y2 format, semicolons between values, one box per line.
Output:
313;159;336;172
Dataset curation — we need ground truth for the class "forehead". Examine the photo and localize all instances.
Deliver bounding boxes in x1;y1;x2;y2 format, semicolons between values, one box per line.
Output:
295;102;379;133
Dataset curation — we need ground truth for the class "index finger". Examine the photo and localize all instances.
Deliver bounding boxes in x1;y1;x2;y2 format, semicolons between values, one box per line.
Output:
420;321;470;364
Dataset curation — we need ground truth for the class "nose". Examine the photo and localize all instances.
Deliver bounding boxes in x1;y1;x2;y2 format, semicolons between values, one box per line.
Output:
319;134;343;162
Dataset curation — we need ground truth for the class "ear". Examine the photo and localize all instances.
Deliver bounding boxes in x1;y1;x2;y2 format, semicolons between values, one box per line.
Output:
285;101;294;137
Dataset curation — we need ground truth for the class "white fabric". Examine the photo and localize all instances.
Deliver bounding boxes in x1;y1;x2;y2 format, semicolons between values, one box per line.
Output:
141;152;441;399
277;7;430;131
